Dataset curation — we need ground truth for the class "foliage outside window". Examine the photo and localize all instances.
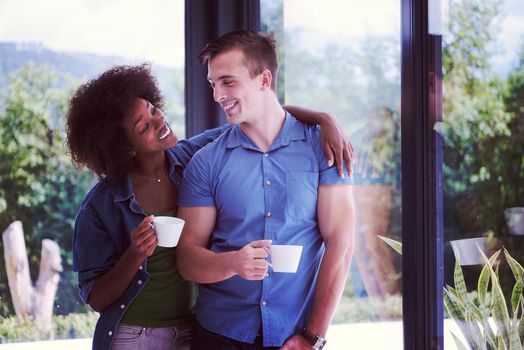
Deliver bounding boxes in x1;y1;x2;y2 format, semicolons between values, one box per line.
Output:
442;0;524;300
0;59;185;345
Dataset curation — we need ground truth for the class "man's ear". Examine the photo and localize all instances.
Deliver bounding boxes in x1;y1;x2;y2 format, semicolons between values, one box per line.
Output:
261;69;272;90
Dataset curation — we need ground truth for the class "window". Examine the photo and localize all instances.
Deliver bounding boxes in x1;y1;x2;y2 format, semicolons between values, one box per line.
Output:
442;0;524;347
0;0;184;343
262;1;403;348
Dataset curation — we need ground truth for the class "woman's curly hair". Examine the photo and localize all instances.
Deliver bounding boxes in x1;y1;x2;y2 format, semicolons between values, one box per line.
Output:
66;64;164;181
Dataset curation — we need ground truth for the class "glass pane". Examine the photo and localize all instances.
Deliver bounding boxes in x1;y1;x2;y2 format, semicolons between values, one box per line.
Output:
0;0;184;345
262;1;403;348
442;0;524;348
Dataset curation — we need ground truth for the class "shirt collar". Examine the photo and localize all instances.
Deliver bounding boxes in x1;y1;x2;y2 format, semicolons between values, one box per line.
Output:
111;176;134;203
225;112;306;151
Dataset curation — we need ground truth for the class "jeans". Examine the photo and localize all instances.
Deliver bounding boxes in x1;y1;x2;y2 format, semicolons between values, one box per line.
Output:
190;322;280;350
111;323;192;350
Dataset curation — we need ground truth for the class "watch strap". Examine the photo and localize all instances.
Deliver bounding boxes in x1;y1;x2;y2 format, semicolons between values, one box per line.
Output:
299;327;327;350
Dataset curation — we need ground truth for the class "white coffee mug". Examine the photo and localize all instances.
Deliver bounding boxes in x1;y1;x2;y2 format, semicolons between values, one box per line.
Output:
152;216;185;248
269;245;303;273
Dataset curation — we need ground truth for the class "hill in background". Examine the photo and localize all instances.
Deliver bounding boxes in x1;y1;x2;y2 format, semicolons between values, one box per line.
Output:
0;41;183;105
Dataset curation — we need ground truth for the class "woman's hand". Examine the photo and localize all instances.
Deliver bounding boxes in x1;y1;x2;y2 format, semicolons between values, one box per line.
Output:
319;113;354;178
129;215;157;258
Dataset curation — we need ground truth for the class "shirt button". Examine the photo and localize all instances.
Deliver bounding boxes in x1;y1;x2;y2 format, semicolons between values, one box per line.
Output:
261;301;267;306
263;153;269;157
108;331;113;336
120;304;125;309
266;212;272;217
138;280;143;285
265;180;271;186
139;266;143;270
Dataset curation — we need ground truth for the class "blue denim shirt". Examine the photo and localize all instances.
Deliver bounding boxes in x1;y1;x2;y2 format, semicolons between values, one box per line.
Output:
72;125;230;350
178;114;352;347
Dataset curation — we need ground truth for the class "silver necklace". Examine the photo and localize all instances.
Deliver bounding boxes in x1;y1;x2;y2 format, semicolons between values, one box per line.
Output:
134;172;163;183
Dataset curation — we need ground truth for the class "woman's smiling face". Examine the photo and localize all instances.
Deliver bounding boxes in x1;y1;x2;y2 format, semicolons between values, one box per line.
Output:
123;97;178;156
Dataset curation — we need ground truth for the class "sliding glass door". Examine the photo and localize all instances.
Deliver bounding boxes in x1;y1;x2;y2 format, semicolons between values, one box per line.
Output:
261;1;403;348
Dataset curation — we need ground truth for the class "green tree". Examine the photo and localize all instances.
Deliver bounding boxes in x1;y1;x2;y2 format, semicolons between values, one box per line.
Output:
502;42;524;208
441;0;524;303
442;0;513;238
0;63;94;316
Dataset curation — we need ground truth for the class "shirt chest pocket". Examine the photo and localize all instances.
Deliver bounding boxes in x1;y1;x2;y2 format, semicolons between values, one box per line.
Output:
286;172;319;220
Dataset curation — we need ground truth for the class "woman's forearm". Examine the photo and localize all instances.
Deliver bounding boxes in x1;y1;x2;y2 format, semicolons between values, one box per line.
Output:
283;105;332;125
87;248;145;312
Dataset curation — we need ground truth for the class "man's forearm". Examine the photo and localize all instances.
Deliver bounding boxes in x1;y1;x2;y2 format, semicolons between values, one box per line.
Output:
176;206;238;284
177;245;237;284
178;238;272;283
305;238;354;336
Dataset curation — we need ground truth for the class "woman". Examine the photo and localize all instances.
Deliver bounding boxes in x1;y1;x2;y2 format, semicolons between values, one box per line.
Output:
66;64;352;350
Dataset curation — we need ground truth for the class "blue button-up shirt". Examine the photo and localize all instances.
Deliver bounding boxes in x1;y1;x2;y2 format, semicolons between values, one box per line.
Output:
72;125;230;350
178;114;351;347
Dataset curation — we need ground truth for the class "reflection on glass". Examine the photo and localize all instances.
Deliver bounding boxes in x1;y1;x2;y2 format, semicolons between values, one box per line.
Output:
442;0;524;347
0;0;184;344
262;1;402;348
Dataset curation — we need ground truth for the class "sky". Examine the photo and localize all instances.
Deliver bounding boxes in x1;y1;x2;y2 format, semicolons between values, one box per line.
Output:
0;0;185;67
496;0;524;70
284;0;400;41
283;0;524;75
0;0;522;71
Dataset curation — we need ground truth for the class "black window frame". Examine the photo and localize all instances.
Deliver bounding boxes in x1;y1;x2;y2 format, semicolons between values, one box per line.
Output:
401;0;443;348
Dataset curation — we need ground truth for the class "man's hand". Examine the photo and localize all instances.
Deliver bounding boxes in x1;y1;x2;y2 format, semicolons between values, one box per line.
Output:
129;215;157;258
280;335;313;350
232;240;272;280
319;114;354;178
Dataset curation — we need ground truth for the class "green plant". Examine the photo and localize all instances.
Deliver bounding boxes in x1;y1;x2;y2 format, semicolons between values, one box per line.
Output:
442;0;523;242
379;235;524;349
444;248;524;350
0;63;95;316
0;311;97;343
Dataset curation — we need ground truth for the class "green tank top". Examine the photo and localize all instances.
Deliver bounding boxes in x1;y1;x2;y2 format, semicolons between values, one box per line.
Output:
120;210;197;327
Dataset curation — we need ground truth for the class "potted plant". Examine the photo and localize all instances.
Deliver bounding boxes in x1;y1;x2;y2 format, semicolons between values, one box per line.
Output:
379;236;524;349
449;232;499;267
504;207;524;236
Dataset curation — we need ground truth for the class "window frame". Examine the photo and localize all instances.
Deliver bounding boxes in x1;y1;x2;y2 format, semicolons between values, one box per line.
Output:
401;0;444;348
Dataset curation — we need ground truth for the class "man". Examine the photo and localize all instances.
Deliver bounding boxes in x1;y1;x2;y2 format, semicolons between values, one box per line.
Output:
177;29;355;350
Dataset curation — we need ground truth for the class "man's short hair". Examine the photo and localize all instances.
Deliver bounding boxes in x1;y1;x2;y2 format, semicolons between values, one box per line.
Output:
198;29;279;91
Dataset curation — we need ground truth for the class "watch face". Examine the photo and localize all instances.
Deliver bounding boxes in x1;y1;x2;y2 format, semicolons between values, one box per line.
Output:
313;337;326;350
314;338;327;350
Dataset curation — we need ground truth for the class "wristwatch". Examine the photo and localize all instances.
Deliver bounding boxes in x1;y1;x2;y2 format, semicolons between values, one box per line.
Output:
299;327;327;350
